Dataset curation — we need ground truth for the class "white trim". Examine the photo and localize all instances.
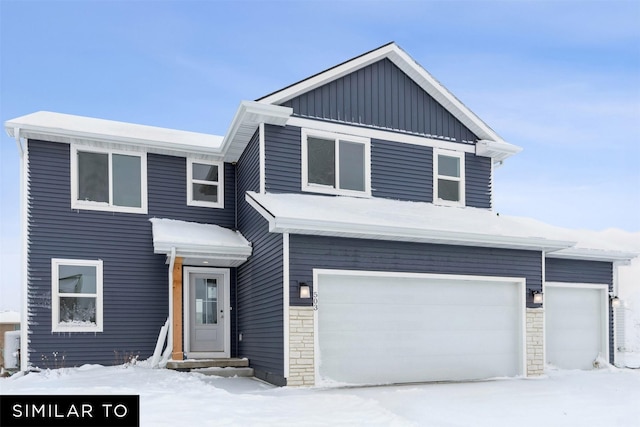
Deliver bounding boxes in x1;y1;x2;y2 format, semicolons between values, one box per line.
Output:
301;128;371;197
186;158;224;209
289;116;475;154
283;233;290;380
544;281;610;364
312;269;527;381
182;267;231;358
433;148;466;207
259;123;266;194
70;145;148;214
18;134;29;371
51;258;103;333
542;252;547;367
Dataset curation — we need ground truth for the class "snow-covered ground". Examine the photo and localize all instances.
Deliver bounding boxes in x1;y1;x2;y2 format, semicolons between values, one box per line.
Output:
1;363;639;426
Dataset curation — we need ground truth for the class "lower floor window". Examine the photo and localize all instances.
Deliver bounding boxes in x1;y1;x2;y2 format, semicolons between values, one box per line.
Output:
51;259;103;332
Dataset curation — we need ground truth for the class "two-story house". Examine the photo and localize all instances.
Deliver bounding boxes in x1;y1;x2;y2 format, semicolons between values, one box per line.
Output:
5;42;635;386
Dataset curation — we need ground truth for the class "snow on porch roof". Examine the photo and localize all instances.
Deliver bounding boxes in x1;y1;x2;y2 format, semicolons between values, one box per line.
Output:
245;192;637;261
150;218;252;267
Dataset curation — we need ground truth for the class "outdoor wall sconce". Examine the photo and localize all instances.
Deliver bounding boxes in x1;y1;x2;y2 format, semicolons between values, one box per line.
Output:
610;294;621;309
532;290;543;304
299;282;311;299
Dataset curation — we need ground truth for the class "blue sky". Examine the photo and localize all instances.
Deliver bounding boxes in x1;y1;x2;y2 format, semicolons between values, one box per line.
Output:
1;0;639;310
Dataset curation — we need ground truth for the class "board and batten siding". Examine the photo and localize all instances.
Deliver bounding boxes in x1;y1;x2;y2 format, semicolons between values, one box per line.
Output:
264;124;491;208
545;257;614;363
236;130;286;386
26;140;236;367
281;58;478;144
288;235;542;307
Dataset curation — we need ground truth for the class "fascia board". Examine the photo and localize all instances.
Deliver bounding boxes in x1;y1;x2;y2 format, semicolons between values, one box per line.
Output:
5;122;224;158
546;248;638;263
154;242;252;258
269;216;576;251
220;101;292;162
476;139;523;162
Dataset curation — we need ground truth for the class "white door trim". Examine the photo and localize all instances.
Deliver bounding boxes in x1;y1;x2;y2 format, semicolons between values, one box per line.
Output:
312;269;527;383
544;281;610;364
183;266;231;358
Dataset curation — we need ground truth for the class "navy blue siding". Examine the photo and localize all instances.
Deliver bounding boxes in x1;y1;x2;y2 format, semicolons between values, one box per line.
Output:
371;139;432;202
289;235;542;307
264;125;491;207
282;59;478;144
26;140;236;367
264;124;301;194
465;153;492;209
545;257;614;363
236;130;285;385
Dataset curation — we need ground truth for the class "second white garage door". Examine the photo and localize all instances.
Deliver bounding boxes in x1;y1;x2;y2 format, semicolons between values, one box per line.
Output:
545;283;609;370
315;271;525;385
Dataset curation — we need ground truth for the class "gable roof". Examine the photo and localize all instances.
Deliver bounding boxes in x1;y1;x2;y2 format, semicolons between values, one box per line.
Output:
256;43;518;154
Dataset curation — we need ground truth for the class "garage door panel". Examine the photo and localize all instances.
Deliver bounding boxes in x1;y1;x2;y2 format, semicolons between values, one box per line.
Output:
321;303;519;333
545;285;606;370
317;273;524;385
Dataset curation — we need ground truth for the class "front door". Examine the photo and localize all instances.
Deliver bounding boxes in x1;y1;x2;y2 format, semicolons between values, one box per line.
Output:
189;273;225;353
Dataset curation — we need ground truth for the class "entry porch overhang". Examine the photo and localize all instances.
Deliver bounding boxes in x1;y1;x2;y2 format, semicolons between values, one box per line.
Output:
150;218;252;267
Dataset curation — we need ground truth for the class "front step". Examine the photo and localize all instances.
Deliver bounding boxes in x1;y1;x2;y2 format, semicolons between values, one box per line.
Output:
192;367;255;378
166;358;249;370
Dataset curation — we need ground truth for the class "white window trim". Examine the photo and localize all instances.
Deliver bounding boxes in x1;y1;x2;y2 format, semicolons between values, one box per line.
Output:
51;258;103;333
70;145;148;214
433;148;466;207
187;158;224;208
301;128;371;197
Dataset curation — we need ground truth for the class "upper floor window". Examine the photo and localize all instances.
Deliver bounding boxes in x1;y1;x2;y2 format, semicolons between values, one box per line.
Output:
187;159;224;208
301;129;371;197
71;146;147;214
434;149;465;207
51;258;103;333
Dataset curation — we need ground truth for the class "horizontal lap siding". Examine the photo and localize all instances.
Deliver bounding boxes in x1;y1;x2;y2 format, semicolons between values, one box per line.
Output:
236;130;285;385
371;139;432;202
545;258;614;363
282;59;478;144
26;140;236;368
289;235;542;307
264;125;301;194
465;153;492;209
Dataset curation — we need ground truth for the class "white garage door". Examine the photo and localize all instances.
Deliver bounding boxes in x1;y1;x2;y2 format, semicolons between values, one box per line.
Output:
545;284;608;370
316;271;525;385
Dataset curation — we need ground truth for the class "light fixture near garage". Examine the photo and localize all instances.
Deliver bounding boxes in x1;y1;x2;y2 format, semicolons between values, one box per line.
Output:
532;290;543;304
299;282;311;299
610;294;621;309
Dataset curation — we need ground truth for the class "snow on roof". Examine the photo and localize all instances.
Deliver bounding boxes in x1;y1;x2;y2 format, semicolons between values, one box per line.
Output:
150;218;251;267
0;310;20;324
246;192;638;261
5;111;224;155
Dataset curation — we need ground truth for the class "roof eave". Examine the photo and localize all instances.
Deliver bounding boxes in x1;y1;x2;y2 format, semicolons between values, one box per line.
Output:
267;217;575;252
546;248;638;263
5;118;224;158
476;139;523;164
220;101;292;162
